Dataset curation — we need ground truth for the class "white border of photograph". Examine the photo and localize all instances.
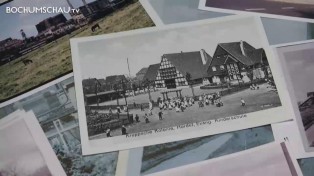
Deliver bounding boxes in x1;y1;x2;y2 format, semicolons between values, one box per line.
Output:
0;110;66;176
139;0;164;26
198;0;314;23
70;15;294;155
273;39;314;153
272;121;314;159
145;142;303;176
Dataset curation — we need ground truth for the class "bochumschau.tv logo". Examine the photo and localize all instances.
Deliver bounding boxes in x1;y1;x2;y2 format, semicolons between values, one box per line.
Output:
6;7;80;14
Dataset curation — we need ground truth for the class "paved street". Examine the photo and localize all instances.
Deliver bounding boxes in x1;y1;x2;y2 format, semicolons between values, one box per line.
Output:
90;83;281;139
205;0;314;19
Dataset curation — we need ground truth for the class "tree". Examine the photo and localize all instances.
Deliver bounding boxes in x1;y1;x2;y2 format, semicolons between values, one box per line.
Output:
185;72;195;98
143;78;152;102
94;78;101;108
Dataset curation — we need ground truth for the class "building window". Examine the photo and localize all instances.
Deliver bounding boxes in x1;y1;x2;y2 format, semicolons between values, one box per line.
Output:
220;65;225;70
212;66;217;72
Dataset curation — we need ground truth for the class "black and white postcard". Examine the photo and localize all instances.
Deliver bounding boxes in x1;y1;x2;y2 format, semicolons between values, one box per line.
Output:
0;110;66;176
275;40;314;153
70;16;293;154
199;0;314;23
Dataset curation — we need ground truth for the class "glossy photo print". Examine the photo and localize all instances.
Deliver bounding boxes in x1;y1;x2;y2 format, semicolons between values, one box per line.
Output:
0;0;154;103
275;40;314;153
0;110;66;176
199;0;314;23
140;0;314;45
146;143;302;176
70;16;293;154
0;75;120;176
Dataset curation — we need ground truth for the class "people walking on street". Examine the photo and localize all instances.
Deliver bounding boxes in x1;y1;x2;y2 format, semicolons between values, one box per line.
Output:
158;111;163;120
121;125;127;135
135;114;140;122
241;98;246;106
106;129;112;137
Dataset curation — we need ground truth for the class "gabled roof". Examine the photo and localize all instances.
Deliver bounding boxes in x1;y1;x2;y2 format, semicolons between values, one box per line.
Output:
163;51;212;79
136;67;148;75
105;75;127;85
246;48;265;65
82;78;97;87
98;78;106;85
217;41;257;66
143;63;160;81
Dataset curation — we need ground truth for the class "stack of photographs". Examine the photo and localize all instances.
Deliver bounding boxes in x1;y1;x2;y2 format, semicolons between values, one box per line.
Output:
1;0;314;175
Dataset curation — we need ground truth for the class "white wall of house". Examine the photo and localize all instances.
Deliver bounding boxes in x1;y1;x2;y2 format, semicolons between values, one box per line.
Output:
252;68;265;79
212;76;221;84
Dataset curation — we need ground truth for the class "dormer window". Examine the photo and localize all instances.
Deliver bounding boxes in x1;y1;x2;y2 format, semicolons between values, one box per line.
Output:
212;66;217;71
220;65;225;70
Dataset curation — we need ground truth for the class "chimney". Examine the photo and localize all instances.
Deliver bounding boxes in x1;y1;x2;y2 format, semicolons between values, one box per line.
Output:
200;49;207;65
240;40;246;56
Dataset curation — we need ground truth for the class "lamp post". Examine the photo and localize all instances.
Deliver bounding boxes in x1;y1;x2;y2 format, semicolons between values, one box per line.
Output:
113;84;120;119
120;79;130;119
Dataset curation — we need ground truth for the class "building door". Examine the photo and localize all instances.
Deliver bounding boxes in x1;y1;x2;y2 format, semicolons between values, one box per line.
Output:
165;79;176;89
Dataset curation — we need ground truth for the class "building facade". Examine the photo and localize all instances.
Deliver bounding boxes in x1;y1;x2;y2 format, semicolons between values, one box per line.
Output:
153;50;211;89
207;41;270;85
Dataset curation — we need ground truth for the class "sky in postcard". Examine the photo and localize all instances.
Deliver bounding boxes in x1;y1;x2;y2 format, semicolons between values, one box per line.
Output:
77;17;263;79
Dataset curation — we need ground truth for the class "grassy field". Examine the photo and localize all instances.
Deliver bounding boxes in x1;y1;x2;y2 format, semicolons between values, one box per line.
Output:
0;1;154;102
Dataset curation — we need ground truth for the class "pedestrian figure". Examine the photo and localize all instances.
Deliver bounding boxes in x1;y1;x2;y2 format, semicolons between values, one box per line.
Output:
205;98;209;106
144;114;150;123
133;101;136;108
117;106;121;113
135;114;140;122
241;98;246;106
109;108;113;115
106;129;112;137
158;111;163;120
175;105;180;112
121;125;127;135
149;101;153;115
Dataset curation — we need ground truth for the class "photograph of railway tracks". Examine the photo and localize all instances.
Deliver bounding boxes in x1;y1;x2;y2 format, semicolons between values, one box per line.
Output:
276;41;314;152
199;0;314;22
71;16;291;154
0;0;154;103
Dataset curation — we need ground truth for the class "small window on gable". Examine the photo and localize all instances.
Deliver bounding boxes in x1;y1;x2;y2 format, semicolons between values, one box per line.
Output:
220;65;225;70
212;66;217;72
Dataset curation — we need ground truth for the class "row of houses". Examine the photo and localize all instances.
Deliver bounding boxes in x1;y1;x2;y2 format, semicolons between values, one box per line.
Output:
82;41;271;104
139;41;270;89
